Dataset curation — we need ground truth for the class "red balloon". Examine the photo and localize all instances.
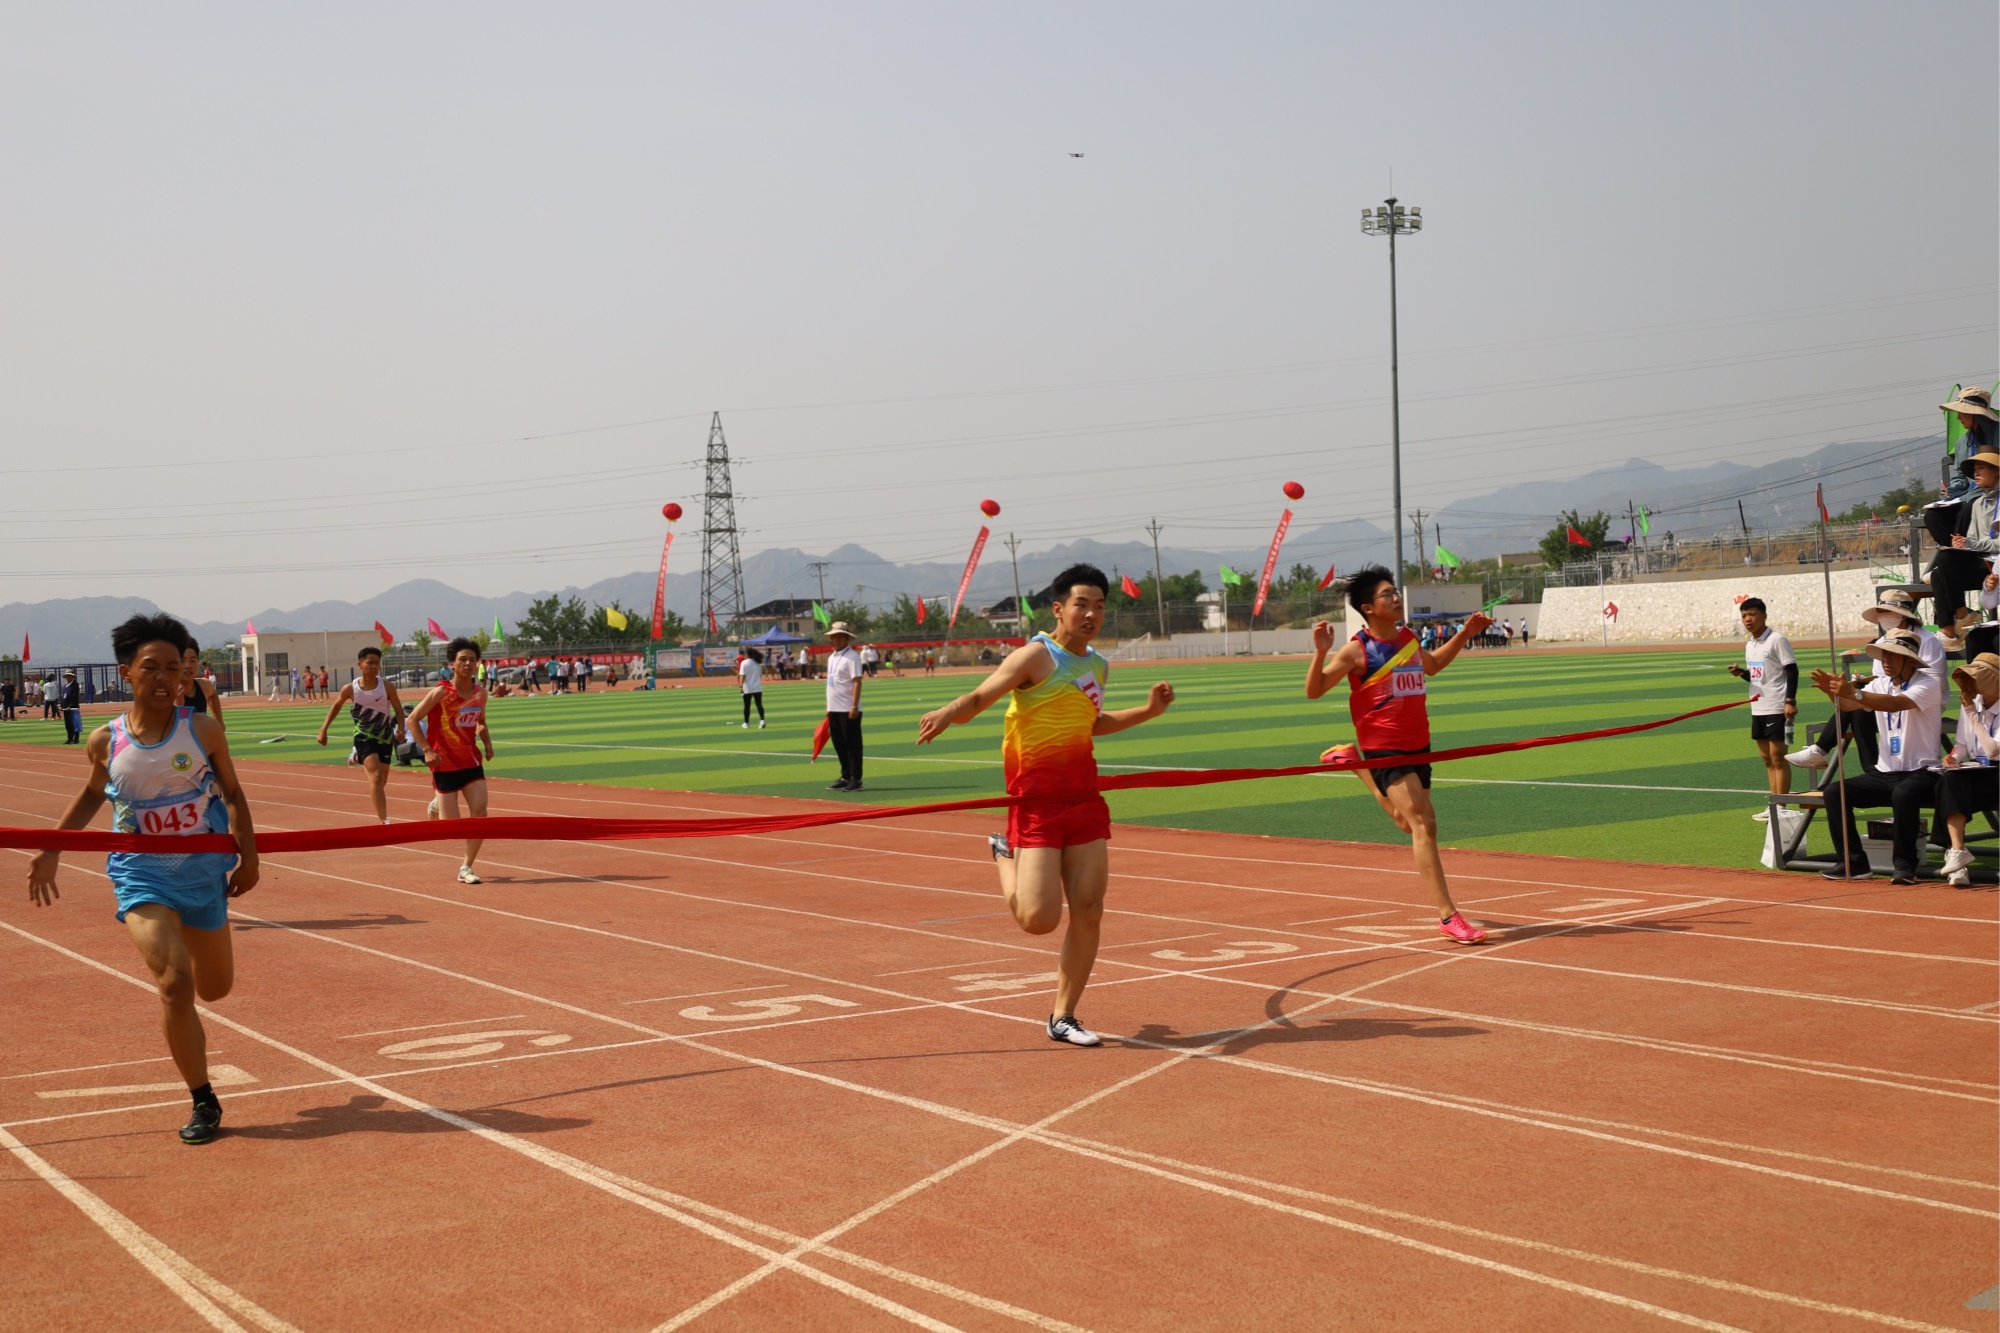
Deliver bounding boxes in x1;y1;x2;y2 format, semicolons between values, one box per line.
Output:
979;498;1001;518
662;503;683;521
1282;481;1305;501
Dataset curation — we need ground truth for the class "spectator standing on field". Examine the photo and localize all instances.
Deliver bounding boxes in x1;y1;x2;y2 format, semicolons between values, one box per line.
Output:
823;624;865;791
61;670;83;743
1;677;15;721
739;647;766;728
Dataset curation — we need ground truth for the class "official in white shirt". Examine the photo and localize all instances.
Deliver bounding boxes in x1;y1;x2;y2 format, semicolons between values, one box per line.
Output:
1811;628;1943;883
823;623;865;791
1788;587;1944;772
1937;653;2000;886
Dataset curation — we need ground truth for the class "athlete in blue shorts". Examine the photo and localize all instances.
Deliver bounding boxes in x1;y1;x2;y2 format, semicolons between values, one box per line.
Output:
27;614;260;1145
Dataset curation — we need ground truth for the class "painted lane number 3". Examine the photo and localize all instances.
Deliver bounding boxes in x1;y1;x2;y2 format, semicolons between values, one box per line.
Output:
1150;941;1299;963
677;994;859;1022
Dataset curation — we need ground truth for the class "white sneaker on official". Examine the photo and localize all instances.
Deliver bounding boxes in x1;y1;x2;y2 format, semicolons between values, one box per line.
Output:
457;865;482;885
1752;809;1770;822
1941;848;1976;877
1785;745;1829;769
1047;1014;1101;1047
1948;868;1973;887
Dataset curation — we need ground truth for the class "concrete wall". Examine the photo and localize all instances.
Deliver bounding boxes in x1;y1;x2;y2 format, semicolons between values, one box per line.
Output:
1538;567;1876;644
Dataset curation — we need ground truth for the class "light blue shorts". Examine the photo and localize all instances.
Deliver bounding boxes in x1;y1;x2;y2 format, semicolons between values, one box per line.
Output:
109;859;233;932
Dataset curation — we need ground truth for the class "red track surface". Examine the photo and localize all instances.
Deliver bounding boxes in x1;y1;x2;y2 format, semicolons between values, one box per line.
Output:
2;740;1994;1331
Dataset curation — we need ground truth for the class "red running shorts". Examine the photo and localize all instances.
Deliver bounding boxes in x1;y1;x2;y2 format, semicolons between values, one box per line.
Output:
1007;793;1112;850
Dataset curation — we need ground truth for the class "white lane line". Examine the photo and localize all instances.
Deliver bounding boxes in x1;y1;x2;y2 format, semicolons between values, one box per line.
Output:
37;1065;257;1100
0;1124;299;1333
4;1054;189;1081
338;1015;526;1039
876;958;1016;977
625;984;786;1006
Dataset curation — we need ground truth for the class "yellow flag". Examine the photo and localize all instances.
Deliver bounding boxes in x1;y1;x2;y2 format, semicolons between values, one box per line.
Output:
605;606;629;631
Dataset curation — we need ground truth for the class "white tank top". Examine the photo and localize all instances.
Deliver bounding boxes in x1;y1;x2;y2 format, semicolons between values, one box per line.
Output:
106;709;223;838
349;677;397;741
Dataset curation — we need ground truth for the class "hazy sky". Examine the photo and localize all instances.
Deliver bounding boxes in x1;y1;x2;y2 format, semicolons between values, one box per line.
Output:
3;2;1993;620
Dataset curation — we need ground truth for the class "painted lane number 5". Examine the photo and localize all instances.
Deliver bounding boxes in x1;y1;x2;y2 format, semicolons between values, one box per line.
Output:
677;994;859;1022
1150;941;1299;963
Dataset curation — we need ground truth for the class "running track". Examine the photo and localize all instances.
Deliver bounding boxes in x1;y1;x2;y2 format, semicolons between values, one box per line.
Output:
1;741;1994;1331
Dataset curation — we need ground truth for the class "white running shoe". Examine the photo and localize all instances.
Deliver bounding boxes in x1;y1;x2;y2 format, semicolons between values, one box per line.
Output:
1785;745;1829;769
758;719;766;729
457;865;482;885
1751;809;1770;822
425;796;441;820
1047;1014;1101;1047
1941;848;1976;877
1949;868;1973;888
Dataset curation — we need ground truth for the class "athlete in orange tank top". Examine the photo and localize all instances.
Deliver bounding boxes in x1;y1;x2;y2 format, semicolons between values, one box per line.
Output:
406;637;496;885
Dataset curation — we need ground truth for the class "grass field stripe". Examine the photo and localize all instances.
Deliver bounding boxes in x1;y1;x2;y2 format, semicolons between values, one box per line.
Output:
0;1123;297;1333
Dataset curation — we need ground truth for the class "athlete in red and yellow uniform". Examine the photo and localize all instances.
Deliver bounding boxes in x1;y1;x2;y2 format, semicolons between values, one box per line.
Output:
918;563;1174;1046
1309;567;1492;944
406;637;495;885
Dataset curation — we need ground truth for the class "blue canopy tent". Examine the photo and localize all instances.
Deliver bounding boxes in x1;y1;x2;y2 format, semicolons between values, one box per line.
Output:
740;626;813;645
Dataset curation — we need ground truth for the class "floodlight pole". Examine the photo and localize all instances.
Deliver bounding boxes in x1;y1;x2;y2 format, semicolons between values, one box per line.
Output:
1363;197;1421;615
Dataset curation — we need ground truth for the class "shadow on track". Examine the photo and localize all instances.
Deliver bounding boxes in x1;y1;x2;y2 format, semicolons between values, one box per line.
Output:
226;1094;589;1139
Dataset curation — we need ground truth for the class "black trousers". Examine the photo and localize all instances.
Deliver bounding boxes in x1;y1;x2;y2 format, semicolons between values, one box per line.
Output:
63;708;82;743
743;691;764;722
1926;548;1989;622
1820;767;1939;875
1811;709;1879;771
827;710;863;782
1934;766;1999;827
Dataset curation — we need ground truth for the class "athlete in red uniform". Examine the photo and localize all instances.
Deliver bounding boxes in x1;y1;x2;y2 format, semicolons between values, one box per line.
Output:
1309;566;1492;944
406;637;494;884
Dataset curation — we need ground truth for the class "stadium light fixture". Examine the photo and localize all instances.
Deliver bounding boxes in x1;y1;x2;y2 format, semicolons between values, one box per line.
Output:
1362;196;1422;607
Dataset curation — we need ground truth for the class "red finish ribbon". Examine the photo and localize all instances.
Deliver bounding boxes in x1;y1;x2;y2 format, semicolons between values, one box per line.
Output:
0;699;1748;855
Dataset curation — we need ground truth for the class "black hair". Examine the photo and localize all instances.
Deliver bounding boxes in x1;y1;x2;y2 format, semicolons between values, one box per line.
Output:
445;636;481;661
1739;597;1767;615
111;612;195;665
1049;563;1110;601
186;638;200;655
1346;565;1396;614
358;645;383;661
744;647;764;663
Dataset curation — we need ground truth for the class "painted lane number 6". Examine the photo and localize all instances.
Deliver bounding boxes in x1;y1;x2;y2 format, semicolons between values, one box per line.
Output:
1150;941;1299;963
677;994;859;1022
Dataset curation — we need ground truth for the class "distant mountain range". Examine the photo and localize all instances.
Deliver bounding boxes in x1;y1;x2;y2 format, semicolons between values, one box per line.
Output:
0;433;1949;661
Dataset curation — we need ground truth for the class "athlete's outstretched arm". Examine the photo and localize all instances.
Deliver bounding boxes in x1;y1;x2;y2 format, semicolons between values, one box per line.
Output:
1305;621;1364;700
192;715;259;897
1093;681;1174;736
915;643;1053;744
1422;613;1493;675
25;728;114;905
315;684;356;746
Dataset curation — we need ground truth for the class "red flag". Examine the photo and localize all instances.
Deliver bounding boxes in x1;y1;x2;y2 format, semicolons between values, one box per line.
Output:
1316;561;1339;591
915;596;927;627
949;527;991;628
373;621;394;647
1816;484;1830;525
1120;575;1143;599
707;605;719;636
811;716;831;761
1251;509;1294;617
1565;525;1588;546
426;618;447;639
651;532;675;640
20;633;28;662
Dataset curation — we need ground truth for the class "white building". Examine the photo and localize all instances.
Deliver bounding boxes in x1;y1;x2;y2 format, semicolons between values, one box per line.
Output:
240;630;385;695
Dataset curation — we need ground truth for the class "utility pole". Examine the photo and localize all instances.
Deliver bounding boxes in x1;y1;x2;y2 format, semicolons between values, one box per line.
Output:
806;561;832;604
1145;518;1167;638
1363;198;1423;609
1625;499;1639;546
1408;508;1428;585
698;412;748;638
1004;532;1024;639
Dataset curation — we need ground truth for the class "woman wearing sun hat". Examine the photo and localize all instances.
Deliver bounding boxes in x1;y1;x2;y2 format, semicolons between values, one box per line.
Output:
1935;653;2000;886
1928;387;2000;640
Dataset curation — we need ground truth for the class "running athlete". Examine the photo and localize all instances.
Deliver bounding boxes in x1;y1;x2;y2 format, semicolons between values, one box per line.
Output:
26;614;260;1145
917;563;1174;1047
314;646;409;823
177;640;225;729
406;637;494;884
1310;566;1491;944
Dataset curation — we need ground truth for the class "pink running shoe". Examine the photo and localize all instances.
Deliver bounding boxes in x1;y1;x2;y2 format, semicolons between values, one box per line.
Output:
1438;912;1487;945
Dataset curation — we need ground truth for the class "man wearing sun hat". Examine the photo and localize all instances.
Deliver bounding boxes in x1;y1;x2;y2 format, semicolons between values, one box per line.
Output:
1927;387;2000;640
822;622;865;791
1786;587;1944;771
1809;627;1944;882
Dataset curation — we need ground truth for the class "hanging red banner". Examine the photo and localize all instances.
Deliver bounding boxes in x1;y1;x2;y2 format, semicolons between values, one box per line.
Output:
949;526;990;628
651;532;674;641
1251;509;1293;617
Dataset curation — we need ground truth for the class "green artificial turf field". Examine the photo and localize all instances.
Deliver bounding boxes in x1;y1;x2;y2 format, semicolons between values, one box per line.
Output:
11;648;1855;872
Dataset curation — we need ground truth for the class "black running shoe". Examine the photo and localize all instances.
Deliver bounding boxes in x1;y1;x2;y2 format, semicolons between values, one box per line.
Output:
827;779;852;791
1046;1014;1102;1047
846;781;864;792
179;1097;223;1145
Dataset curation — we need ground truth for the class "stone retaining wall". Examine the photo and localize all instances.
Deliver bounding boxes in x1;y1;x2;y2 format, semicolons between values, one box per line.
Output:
1538;567;1878;643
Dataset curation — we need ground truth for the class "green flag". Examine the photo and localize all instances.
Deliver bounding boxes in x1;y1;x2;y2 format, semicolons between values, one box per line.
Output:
1020;596;1032;619
1637;507;1650;537
1435;545;1461;569
1945;383;1966;454
1219;565;1243;587
812;602;831;628
492;617;505;644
